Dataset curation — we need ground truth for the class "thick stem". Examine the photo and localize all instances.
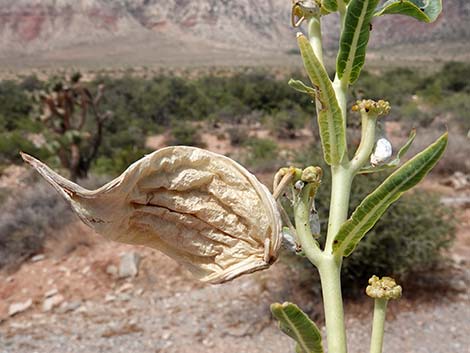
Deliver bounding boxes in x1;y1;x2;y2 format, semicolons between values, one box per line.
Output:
318;256;348;353
325;165;352;253
369;299;388;353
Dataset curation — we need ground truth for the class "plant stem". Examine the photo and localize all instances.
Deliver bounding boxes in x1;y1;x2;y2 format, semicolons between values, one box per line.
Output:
369;299;388;353
294;185;323;266
308;17;324;66
318;256;348;353
350;111;377;173
325;164;352;253
306;10;351;353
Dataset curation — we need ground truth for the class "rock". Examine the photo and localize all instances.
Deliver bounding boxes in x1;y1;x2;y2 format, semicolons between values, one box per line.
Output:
105;294;117;303
57;301;82;314
117;293;131;302
44;288;58;298
441;172;470;190
118;252;141;278
42;294;64;312
31;254;45;262
9;299;33;316
448;279;467;293
106;265;118;277
116;283;134;293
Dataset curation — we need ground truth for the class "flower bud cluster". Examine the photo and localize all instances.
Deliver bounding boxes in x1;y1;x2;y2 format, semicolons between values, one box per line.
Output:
352;99;391;118
366;275;402;300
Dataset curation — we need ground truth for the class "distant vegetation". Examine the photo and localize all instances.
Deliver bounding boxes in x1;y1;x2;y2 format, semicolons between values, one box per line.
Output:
0;63;465;285
1;62;468;176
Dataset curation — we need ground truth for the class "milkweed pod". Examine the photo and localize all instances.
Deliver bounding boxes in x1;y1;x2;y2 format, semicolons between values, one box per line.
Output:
21;147;282;284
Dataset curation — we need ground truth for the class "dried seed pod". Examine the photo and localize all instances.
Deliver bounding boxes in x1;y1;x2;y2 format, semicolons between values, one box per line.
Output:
21;147;282;284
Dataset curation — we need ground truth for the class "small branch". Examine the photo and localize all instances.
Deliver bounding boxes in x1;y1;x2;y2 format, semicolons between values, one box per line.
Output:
350;109;377;173
369;298;388;353
294;185;323;266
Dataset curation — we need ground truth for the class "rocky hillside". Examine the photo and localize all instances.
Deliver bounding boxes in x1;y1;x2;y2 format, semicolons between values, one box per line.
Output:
0;0;468;65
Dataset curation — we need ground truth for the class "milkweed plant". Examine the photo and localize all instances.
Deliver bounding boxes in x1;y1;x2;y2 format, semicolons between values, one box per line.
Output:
23;0;446;352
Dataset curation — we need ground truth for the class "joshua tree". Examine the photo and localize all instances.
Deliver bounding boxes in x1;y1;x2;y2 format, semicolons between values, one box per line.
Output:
37;72;111;181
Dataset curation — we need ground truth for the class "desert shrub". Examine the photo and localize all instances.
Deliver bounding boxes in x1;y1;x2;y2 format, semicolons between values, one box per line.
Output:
438;61;470;93
398;101;434;127
170;122;206;147
268;107;308;139
227;126;249;146
0;179;74;269
434;92;470;131
0;131;49;164
93;146;151;176
243;137;280;172
296;145;456;289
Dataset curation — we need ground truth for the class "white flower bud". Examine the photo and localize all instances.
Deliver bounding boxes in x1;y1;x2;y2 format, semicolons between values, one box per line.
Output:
370;138;393;166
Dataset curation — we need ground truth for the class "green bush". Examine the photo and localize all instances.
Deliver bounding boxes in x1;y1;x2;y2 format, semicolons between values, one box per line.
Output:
0;131;49;164
243;137;280;172
227;126;249;146
93;146;151;176
268;107;308;139
170;122;206;147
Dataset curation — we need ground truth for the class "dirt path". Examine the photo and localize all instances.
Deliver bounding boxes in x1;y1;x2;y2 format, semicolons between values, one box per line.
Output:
0;234;468;353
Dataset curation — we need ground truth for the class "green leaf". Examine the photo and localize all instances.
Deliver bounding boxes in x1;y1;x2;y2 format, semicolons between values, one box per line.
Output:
271;302;324;353
297;34;346;165
322;0;338;12
337;0;380;84
374;0;442;23
288;79;317;98
359;129;416;174
333;132;448;256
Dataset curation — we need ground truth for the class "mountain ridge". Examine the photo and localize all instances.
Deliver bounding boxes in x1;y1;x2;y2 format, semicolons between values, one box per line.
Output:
0;0;468;67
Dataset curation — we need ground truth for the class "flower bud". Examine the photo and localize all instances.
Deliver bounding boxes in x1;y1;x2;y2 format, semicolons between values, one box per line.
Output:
366;275;402;300
370;138;393;166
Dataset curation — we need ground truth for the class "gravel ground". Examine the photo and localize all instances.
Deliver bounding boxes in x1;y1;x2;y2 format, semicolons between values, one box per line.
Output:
0;272;468;353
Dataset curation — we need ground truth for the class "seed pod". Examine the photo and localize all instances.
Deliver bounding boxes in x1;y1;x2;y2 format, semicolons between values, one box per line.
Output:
21;147;282;284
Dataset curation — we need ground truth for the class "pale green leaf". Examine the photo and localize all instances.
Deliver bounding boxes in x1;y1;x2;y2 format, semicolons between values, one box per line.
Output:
337;0;380;84
288;79;317;98
374;0;442;23
271;302;324;353
359;129;416;174
297;34;346;165
333;132;448;256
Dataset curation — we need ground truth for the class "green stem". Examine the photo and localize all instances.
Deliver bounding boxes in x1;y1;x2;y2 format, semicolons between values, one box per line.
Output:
350;111;377;173
325;165;352;253
318;256;348;353
369;299;388;353
294;185;323;266
308;17;324;66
